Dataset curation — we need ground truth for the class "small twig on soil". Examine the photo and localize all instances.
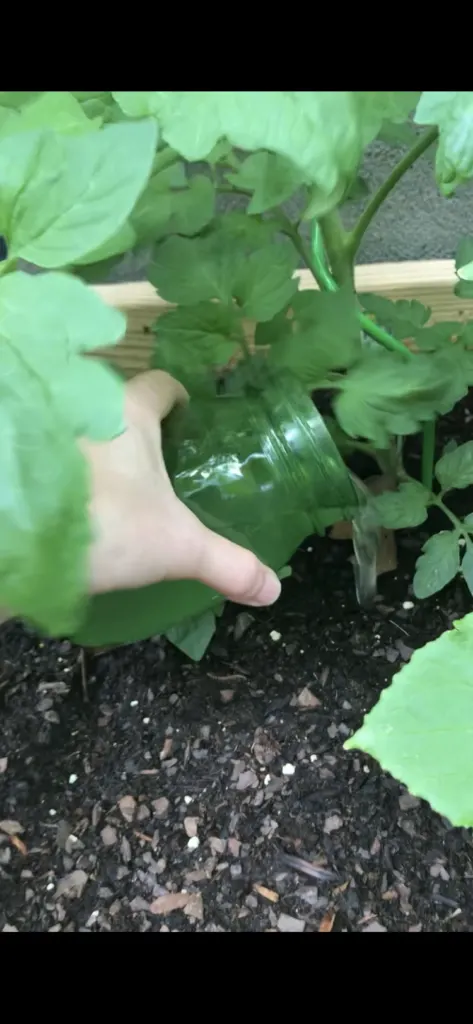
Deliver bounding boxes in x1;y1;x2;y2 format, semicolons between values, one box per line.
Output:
388;619;410;637
206;672;248;682
280;852;339;882
79;649;88;703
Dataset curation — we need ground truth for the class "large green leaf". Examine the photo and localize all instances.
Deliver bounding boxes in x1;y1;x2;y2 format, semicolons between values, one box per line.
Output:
334;349;468;447
0;91;102;136
0;379;89;635
354;92;421;146
0;272;125;632
415;92;473;195
345;611;473;827
0;119;157;267
165;610;217;660
152;302;242;389
131;169;215;245
413;530;460;598
149;228;298;320
0;271;126;440
73;220;137;268
234;246;299;320
226;150;307;213
435;440;473;492
114;90;362;214
268;287;361;384
371;481;430;529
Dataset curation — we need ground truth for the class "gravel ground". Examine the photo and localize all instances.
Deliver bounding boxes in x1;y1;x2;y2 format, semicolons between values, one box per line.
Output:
2;404;473;933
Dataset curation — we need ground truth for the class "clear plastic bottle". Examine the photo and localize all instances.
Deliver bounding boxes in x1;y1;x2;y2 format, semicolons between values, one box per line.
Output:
72;376;362;647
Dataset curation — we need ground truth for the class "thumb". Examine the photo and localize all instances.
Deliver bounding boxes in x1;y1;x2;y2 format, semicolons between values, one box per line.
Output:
187;521;282;607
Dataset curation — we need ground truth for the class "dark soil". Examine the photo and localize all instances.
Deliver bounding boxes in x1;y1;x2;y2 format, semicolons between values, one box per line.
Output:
2;406;473;933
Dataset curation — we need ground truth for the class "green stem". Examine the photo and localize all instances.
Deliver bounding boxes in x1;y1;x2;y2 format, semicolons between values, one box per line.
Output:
432;495;464;534
311;223;413;359
348;127;439;258
273;211;320;281
358;311;414;357
0;258;15;277
421;420;436;490
318;210;354;288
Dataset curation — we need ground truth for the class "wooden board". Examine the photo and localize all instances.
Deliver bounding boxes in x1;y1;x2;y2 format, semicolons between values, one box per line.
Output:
93;259;473;375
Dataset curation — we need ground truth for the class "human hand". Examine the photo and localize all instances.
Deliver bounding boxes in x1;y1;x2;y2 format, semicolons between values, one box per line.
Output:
82;370;282;607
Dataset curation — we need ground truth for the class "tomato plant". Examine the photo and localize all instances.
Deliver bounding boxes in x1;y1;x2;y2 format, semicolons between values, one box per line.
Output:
3;91;473;824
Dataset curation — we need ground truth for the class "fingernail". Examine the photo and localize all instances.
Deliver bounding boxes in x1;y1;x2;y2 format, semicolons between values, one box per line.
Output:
246;568;282;607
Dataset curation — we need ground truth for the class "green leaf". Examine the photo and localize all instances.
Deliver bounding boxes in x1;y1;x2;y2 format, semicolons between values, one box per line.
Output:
354;92;421;146
455;236;473;273
117;91;363;215
413;531;460;599
415;92;473;196
0;91;102;136
457;260;473;282
277;565;292;580
371;481;430;529
149;233;234;305
0;379;90;635
436;440;473;491
152;302;242;388
454;278;473;299
112;92;158;118
344;611;473;827
254;311;291;348
131;170;215;246
335;349;468;448
206;139;238;166
165;610;217;660
149;227;298;320
359;293;431;339
343;175;371;201
461;548;473;596
0;272;122;632
411;321;462;352
73;93;122;124
234;246;298;321
268;287;361;383
226;151;307;213
0;92;41;108
73;220;136;267
377;120;419;147
0;120;157;267
0;271;126;440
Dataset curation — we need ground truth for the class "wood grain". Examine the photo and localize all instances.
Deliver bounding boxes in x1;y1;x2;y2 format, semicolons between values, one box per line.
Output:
92;260;473;375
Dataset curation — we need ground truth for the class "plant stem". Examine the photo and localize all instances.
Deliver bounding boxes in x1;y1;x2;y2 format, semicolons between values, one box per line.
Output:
311;222;414;359
421;420;436;490
273;210;320;279
357;311;414;357
0;258;15;277
348;127;439;258
432;495;464;534
318;210;354;288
